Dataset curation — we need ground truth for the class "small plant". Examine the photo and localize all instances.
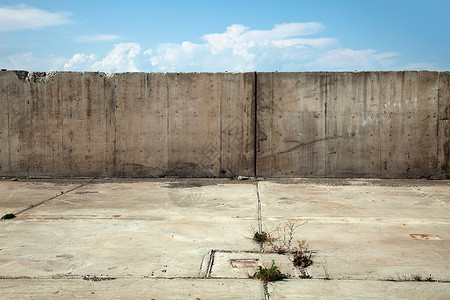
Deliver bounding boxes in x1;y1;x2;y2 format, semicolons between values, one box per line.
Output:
412;274;422;281
1;213;16;220
250;220;315;280
266;220;305;254
253;231;268;243
292;240;314;268
320;259;331;280
251;261;289;282
388;273;435;282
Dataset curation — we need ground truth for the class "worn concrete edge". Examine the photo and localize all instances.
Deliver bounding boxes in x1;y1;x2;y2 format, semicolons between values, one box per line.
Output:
0;177;449;186
0;274;449;283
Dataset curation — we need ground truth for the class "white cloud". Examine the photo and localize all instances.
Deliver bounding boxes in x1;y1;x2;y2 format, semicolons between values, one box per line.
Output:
74;34;121;43
147;22;338;72
64;53;98;70
63;43;143;72
7;22;410;72
90;43;142;72
0;4;71;31
62;22;338;72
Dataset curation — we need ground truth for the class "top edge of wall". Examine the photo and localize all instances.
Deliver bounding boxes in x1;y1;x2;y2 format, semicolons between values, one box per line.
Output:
2;69;449;83
1;70;259;83
255;70;450;74
1;70;257;75
2;70;449;74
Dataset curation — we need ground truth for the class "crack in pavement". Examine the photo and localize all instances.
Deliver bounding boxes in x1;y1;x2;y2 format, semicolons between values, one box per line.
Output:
12;184;85;216
255;181;270;299
0;275;449;282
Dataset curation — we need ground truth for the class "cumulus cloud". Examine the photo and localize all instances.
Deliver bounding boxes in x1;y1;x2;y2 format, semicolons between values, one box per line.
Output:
90;43;142;72
63;43;142;72
63;22;340;72
64;53;98;70
147;22;339;71
16;22;410;72
0;4;71;31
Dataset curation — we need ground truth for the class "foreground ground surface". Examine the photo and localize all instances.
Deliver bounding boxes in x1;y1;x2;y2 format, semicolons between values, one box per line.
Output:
0;178;448;299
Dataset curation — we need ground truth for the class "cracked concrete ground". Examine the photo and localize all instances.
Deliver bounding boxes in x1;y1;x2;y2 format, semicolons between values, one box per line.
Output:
0;178;449;299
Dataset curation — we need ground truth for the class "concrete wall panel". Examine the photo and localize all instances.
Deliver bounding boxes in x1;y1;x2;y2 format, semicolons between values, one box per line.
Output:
59;72;111;177
0;72;12;174
27;73;63;175
111;72;254;177
0;72;114;177
6;72;32;176
379;72;439;178
438;72;450;176
166;73;220;177
114;73;168;177
257;71;448;178
325;72;381;177
257;73;327;177
219;72;255;177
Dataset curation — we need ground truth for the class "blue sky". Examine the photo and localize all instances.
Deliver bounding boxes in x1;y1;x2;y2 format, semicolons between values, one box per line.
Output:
0;0;448;72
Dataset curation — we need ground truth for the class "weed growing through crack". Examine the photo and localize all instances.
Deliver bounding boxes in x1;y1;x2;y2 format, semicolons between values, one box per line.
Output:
251;261;289;282
251;220;315;279
425;274;435;281
292;240;314;269
412;274;423;281
387;273;436;282
265;220;305;254
1;213;16;220
253;231;268;244
321;259;331;280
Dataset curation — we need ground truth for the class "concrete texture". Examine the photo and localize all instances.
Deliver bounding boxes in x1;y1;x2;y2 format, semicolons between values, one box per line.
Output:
0;70;449;178
257;72;450;178
0;71;255;178
267;280;450;299
0;178;449;299
0;181;80;217
0;279;264;300
259;181;449;280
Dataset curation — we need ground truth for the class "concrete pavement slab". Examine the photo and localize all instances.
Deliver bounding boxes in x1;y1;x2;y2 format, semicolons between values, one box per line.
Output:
258;181;450;281
21;181;257;219
267;279;450;299
0;278;264;299
210;251;298;279
0;181;259;278
259;182;449;220
0;182;80;217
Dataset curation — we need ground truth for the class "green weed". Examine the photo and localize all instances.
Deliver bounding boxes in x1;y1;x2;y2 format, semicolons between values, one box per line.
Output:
253;231;268;243
251;261;289;282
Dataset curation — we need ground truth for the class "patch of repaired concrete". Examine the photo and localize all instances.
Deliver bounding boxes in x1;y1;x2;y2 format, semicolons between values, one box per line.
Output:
208;251;299;279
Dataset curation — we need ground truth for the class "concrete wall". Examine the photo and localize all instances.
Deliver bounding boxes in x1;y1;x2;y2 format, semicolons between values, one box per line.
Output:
257;71;449;178
0;71;255;177
0;70;448;178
